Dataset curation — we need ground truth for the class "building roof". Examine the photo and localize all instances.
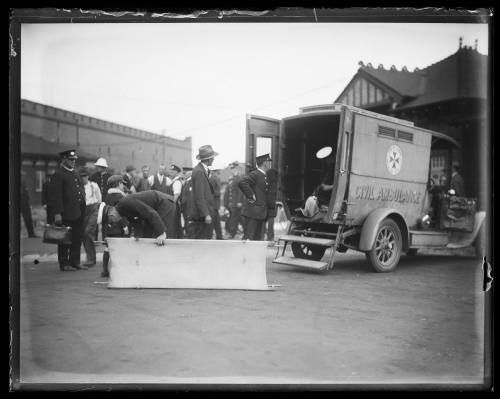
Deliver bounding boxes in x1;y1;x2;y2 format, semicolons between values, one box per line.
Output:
397;46;487;109
21;132;97;160
340;44;488;111
360;65;424;98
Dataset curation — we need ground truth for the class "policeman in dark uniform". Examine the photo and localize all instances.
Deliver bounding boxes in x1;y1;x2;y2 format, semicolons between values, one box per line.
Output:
239;153;273;241
48;149;87;271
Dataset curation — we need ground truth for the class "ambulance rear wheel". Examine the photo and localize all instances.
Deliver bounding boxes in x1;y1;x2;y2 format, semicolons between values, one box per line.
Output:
366;218;402;273
291;242;326;261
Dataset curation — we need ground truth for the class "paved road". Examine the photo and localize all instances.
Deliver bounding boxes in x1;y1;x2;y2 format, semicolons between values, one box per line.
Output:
18;240;485;386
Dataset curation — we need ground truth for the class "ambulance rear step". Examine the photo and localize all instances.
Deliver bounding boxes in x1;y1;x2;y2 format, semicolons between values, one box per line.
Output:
273;256;329;271
272;228;344;272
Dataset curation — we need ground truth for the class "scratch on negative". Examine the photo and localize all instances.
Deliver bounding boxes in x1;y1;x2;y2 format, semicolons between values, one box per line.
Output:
9;33;16;58
482;257;493;292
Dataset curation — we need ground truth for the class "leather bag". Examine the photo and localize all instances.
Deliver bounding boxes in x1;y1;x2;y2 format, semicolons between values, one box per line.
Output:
43;224;72;245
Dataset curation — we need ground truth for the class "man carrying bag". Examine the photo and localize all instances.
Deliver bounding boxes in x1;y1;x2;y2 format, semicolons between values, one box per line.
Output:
48;149;87;271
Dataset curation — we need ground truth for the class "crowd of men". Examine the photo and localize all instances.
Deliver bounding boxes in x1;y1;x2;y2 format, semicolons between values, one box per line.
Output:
41;145;279;277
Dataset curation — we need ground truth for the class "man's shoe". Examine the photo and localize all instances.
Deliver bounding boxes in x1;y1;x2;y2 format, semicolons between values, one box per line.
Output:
73;264;88;270
101;271;109;278
83;261;96;267
28;234;39;238
61;265;77;271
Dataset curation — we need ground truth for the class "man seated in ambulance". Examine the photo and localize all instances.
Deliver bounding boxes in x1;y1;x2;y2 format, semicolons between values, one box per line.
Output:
297;146;335;218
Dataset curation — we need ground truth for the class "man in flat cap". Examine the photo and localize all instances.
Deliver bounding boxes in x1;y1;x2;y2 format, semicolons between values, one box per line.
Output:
122;165;137;194
48;149;87;271
190;145;219;239
239;153;273;241
223;161;245;239
90;157;111;202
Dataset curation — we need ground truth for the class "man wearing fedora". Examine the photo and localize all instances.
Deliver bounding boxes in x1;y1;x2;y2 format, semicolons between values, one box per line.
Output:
239;153;273;241
90;157;112;203
48;149;87;271
190;145;219;239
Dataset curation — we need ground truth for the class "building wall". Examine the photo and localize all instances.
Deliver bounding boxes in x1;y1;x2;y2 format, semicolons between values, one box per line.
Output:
20;100;193;174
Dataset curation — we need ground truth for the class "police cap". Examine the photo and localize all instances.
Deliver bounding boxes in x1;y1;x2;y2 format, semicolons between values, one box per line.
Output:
59;149;78;159
170;164;181;173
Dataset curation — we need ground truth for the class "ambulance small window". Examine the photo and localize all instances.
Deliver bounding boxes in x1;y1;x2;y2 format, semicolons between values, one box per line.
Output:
378;125;396;138
397;130;414;142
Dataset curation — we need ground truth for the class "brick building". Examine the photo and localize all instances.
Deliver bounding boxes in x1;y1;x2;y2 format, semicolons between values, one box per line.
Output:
335;39;489;209
21;99;192;205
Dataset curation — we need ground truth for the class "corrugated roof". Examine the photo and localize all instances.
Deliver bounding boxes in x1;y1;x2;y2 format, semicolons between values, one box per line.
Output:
21;132;97;160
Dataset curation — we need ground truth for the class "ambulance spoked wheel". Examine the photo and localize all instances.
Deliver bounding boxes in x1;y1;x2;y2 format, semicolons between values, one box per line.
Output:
291;242;326;261
366;218;402;273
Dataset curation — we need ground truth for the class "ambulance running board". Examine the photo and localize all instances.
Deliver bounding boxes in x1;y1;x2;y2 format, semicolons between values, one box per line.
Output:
272;228;344;272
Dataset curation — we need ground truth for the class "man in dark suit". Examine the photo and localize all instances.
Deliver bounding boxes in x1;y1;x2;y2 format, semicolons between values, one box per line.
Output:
115;190;177;243
451;162;465;197
223;161;245;239
90;157;112;202
239;153;272;241
209;169;223;240
48;149;87;271
190;145;219;239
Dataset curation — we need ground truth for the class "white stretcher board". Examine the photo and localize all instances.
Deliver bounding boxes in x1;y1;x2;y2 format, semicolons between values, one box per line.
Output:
106;238;270;290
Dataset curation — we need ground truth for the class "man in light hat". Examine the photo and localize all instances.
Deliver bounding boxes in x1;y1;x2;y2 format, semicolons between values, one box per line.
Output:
239;153;273;241
190;145;219;239
48;149;87;271
90;157;112;203
80;166;102;267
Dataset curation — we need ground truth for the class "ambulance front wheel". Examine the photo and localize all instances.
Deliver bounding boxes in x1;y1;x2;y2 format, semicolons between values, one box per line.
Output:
291;243;326;261
365;218;402;273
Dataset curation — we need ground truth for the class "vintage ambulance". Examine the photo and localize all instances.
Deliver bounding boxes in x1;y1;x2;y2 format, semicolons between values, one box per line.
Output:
246;103;485;273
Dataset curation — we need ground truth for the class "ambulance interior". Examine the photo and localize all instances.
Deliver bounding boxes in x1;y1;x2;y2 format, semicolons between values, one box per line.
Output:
281;113;341;215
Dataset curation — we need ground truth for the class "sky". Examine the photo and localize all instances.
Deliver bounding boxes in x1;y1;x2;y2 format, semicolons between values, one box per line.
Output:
20;22;489;169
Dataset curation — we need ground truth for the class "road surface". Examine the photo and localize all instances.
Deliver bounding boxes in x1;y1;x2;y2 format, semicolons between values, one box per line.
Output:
17;238;486;386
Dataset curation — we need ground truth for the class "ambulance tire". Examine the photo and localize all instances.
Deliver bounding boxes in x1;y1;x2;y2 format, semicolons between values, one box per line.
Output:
291;242;326;261
366;218;402;273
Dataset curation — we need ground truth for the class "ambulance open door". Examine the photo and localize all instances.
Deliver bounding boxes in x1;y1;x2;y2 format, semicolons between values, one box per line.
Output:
245;114;281;172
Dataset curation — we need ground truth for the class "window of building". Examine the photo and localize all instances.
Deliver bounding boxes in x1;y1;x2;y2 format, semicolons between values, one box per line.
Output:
35;170;45;192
